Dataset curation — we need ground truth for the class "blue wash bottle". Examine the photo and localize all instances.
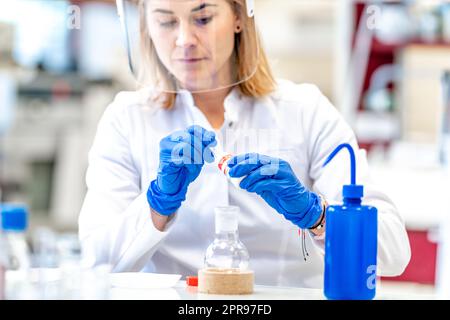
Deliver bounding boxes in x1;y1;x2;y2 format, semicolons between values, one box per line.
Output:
323;143;378;300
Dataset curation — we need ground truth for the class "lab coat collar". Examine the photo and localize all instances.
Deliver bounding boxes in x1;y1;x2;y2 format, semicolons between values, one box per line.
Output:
224;87;248;125
175;87;250;125
176;89;195;109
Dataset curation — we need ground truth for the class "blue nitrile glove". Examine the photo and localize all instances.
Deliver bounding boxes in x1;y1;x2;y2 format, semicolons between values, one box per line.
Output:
228;153;322;229
147;125;217;216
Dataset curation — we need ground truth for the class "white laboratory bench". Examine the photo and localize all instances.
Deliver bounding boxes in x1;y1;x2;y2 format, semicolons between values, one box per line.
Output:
4;270;438;300
110;281;437;300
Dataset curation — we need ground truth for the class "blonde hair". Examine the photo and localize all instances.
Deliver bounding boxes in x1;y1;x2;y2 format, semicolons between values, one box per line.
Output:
138;0;276;109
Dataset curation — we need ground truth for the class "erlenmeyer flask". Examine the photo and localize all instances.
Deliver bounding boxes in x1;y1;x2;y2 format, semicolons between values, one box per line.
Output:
204;206;249;272
199;206;253;295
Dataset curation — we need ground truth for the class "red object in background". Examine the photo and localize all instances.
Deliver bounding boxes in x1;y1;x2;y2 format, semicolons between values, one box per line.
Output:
382;230;438;285
352;2;450;118
359;141;392;155
186;276;198;287
52;80;72;101
353;2;396;114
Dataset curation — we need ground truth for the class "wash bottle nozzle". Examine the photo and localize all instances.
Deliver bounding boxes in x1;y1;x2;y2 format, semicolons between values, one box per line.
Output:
323;143;363;200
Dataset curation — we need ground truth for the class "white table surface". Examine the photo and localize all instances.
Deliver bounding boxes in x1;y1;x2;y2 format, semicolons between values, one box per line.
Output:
5;270;438;300
109;280;438;300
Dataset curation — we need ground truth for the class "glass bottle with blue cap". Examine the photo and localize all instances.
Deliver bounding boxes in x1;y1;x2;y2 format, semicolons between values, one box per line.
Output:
1;204;31;278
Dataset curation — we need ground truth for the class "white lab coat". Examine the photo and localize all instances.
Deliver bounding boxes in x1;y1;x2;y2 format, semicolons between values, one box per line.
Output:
78;80;411;288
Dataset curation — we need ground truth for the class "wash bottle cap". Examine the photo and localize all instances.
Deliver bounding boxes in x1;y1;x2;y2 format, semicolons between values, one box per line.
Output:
323;143;363;200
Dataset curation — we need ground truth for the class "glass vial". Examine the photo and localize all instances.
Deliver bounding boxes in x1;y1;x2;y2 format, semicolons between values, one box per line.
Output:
204;206;249;272
216;153;244;188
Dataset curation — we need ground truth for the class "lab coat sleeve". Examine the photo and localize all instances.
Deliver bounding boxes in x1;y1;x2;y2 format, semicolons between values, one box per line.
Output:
78;94;173;272
302;85;411;277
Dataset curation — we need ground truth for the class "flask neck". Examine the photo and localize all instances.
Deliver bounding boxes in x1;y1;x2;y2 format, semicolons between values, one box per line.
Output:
343;197;362;206
215;230;239;241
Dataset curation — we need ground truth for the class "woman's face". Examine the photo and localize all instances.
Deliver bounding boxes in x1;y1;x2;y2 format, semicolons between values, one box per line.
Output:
146;0;239;92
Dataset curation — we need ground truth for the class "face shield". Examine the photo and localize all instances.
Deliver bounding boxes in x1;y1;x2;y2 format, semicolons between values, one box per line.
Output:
116;0;258;93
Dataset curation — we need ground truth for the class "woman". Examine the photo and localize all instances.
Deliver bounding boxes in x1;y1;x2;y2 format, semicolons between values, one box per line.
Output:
78;0;410;288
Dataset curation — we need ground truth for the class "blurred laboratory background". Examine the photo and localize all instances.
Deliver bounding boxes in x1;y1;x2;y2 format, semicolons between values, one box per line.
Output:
1;0;450;298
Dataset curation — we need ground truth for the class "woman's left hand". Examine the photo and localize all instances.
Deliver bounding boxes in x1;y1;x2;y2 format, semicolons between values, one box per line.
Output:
228;153;323;229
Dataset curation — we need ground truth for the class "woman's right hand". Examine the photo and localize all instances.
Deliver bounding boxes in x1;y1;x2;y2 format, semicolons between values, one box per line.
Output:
147;125;217;216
